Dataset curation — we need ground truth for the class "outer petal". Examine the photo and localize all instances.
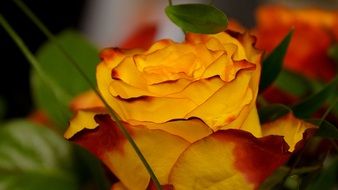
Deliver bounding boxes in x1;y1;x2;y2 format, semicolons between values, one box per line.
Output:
262;113;315;152
235;106;262;137
64;108;106;139
68;112;190;190
169;129;290;190
131;119;213;143
111;182;127;190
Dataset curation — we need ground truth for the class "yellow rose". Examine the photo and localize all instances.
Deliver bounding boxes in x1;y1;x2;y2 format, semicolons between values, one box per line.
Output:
96;31;262;134
64;31;314;190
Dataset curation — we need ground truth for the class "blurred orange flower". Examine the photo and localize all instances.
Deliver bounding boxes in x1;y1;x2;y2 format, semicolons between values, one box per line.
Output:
255;5;337;81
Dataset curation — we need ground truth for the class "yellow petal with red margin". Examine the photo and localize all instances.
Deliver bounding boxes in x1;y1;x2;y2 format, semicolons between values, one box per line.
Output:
169;129;290;190
262;113;315;152
70;113;190;190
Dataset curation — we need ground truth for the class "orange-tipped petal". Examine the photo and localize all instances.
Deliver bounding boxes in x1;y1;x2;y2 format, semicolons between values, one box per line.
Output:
69;112;190;190
169;129;290;190
262;113;315;152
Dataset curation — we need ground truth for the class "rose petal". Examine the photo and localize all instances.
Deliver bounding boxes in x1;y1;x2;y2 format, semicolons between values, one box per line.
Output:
232;106;262;137
111;182;127;190
169;129;290;190
64;108;106;139
186;32;248;61
69;112;190;190
132;118;213;143
96;32;262;131
186;71;254;130
262;113;315;151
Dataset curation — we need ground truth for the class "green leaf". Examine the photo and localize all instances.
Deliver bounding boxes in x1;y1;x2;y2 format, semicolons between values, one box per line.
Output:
292;76;338;118
31;30;99;128
306;158;338;190
165;4;228;34
328;43;338;62
259;30;293;92
259;165;320;190
258;104;292;123
308;119;338;139
274;69;313;97
259;167;288;190
73;147;111;190
0;120;78;190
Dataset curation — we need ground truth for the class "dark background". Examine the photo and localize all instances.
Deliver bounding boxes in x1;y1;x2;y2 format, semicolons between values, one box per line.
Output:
0;0;86;119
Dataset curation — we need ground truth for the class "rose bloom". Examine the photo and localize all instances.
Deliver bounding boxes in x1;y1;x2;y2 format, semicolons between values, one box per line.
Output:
255;5;337;82
64;31;313;190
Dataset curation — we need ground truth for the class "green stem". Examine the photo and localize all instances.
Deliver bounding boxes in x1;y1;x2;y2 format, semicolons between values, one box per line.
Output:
168;0;173;6
0;14;71;117
12;0;162;189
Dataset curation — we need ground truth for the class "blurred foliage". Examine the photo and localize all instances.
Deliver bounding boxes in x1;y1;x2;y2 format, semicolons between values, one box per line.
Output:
0;120;78;190
258;104;291;123
292;77;338;118
259;30;293;92
31;30;99;129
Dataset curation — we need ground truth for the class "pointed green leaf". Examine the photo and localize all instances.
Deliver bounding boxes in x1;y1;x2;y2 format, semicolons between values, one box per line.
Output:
292;76;338;118
274;69;313;97
165;4;228;34
0;120;78;190
258;104;292;123
31;30;99;127
259;30;293;92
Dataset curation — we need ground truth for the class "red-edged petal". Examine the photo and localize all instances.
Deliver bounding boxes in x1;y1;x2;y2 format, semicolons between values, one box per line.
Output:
169;129;290;189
